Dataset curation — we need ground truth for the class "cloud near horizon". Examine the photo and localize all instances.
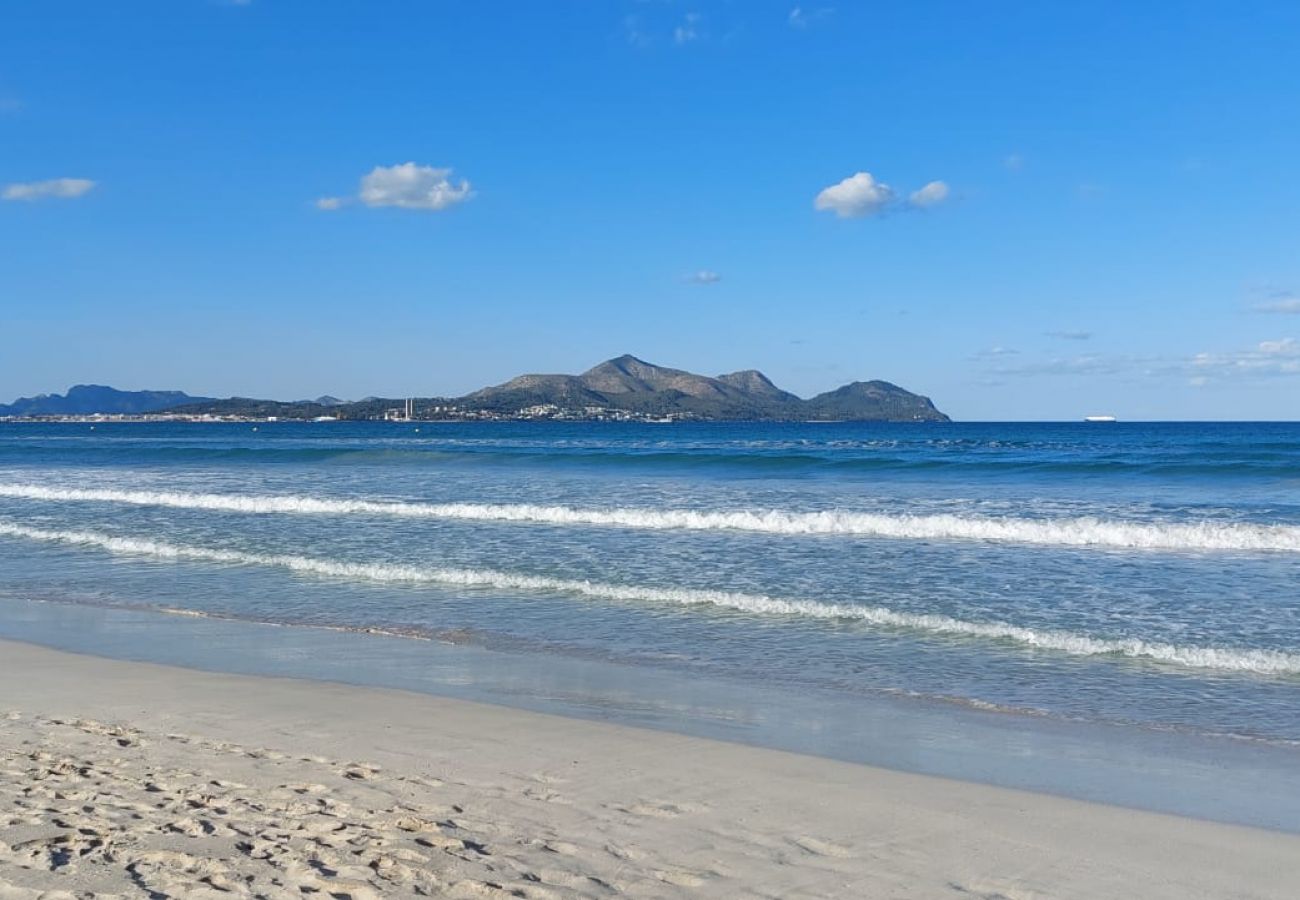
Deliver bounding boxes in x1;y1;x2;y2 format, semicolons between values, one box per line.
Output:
2;178;96;201
815;171;949;218
1045;330;1093;341
1190;337;1300;380
318;163;473;212
1253;292;1300;314
982;335;1300;384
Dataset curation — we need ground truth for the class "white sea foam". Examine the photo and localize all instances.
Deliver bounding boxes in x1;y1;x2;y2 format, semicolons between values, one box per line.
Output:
1;482;1299;553
2;520;1297;676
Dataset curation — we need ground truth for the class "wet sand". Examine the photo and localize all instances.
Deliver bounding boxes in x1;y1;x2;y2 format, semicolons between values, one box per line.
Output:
2;638;1298;899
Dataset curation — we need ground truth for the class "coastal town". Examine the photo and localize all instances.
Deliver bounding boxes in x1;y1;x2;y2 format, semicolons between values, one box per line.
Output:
0;402;697;425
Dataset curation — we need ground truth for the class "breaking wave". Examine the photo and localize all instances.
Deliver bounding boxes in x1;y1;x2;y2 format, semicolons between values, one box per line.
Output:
3;483;1300;553
1;520;1297;676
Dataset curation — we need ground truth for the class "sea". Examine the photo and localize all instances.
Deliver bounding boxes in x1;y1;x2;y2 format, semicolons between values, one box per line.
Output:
2;421;1298;829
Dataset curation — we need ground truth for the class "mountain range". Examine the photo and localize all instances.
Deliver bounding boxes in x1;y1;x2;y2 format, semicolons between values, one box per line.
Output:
0;385;215;418
461;355;948;421
2;356;949;422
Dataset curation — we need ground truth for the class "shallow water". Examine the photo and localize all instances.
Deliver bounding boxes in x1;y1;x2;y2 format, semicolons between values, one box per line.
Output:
0;421;1298;767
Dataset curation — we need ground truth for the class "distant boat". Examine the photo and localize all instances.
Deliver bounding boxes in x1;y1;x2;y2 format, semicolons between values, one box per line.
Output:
1084;415;1117;423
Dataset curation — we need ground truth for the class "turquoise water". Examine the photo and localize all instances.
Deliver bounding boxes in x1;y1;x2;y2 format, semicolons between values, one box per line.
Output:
1;421;1298;752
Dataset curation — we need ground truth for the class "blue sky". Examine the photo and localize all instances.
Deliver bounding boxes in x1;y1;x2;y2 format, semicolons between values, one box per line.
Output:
3;1;1299;420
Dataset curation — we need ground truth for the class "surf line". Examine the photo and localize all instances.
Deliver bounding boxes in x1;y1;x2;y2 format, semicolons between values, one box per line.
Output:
1;519;1297;676
2;484;1300;553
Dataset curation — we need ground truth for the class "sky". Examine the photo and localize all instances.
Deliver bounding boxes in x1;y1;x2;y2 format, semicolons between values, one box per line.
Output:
3;1;1300;420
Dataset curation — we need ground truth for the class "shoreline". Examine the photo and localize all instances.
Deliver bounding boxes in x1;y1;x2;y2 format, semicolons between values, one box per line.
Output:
3;637;1300;898
4;594;1300;836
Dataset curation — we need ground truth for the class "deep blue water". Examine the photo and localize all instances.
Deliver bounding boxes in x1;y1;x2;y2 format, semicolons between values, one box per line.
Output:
1;420;1298;748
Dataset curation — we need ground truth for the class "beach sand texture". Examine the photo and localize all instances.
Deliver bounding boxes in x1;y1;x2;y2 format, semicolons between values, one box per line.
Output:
2;640;1298;899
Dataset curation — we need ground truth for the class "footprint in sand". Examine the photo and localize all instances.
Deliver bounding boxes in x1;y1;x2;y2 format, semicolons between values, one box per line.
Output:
343;763;381;780
618;800;709;818
653;868;708;887
791;836;854;858
604;842;648;862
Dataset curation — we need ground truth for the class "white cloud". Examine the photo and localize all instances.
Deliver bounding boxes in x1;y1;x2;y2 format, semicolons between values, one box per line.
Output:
990;354;1137;377
355;163;472;211
674;12;701;45
982;335;1300;384
972;346;1019;359
814;172;895;218
1254;292;1300;314
685;270;721;284
789;6;833;28
1045;330;1093;341
315;196;344;211
908;180;950;208
816;171;952;218
1188;338;1300;380
2;178;95;201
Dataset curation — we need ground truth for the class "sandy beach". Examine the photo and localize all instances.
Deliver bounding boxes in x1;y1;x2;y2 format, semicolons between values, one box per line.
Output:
0;639;1295;899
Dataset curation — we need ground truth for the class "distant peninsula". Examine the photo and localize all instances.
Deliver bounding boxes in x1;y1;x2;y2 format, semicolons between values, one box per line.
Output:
0;384;215;418
2;356;950;423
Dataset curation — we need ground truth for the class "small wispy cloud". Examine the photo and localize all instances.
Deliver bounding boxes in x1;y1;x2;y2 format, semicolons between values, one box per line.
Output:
684;270;721;284
971;346;1019;360
1190;337;1300;380
788;6;833;28
673;12;702;45
1003;153;1024;171
1253;290;1300;314
0;95;21;114
908;180;950;209
1045;330;1093;341
622;14;652;47
317;163;473;212
2;178;96;201
982;336;1300;385
985;353;1146;378
815;171;951;218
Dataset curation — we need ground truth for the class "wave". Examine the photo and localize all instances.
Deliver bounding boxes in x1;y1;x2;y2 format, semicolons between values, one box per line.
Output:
3;483;1300;553
1;520;1297;676
6;442;1300;478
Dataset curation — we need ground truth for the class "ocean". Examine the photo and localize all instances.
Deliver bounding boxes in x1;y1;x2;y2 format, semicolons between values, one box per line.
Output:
2;420;1299;825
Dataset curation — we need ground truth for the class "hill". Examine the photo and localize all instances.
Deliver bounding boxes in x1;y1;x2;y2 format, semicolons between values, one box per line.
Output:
4;357;949;422
461;354;945;421
0;385;214;418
